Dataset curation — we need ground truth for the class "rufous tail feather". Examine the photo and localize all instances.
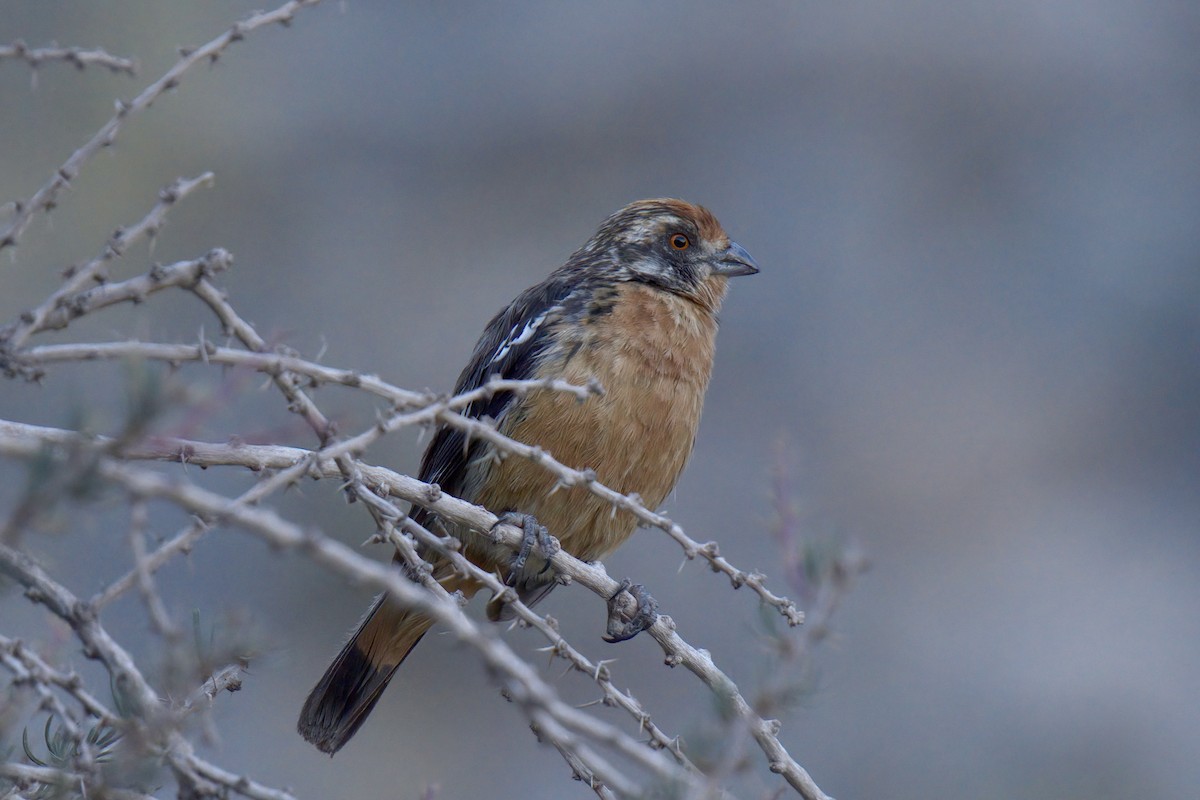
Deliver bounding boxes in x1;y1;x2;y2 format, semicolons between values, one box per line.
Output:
297;594;433;754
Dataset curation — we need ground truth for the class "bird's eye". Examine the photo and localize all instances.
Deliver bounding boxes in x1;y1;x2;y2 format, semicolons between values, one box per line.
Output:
669;233;690;251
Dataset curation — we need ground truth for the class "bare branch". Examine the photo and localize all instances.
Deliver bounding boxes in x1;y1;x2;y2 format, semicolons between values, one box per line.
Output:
0;417;829;798
0;0;325;252
127;498;181;639
0;634;115;722
92;515;209;612
0;426;703;794
0;763;152;800
0;418;698;775
171;741;298;800
0;41;137;75
0;545;161;719
0;547;305;800
549;741;621;800
181;663;247;713
8;451;702;795
17;332;804;626
2;241;819;790
0;635;108;776
13;249;231;342
0;174;220;363
93;266;801;630
0;13;841;784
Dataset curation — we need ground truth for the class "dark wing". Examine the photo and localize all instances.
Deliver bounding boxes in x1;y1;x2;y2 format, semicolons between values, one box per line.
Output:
415;274;580;506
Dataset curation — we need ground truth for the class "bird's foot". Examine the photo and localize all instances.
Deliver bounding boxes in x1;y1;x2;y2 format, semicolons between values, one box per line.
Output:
603;579;659;642
493;512;559;586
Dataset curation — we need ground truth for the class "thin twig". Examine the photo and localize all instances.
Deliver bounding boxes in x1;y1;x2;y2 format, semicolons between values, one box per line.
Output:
3;453;702;796
0;419;828;799
163;276;670;796
0;424;697;795
0;41;137;75
128;498;181;639
0;763;152;800
0;418;698;774
17;334;803;626
15;258;799;627
0;634;115;722
549;740;620;800
0;0;325;252
0;174;219;361
0;548;302;800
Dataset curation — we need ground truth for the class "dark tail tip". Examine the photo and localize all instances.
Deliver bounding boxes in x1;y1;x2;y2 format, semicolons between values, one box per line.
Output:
297;642;396;755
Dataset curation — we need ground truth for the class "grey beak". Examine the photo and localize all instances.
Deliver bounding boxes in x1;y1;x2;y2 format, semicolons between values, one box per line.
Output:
714;241;759;277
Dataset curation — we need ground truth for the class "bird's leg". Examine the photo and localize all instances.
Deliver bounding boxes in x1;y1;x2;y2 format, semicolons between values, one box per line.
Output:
492;512;559;586
603;579;659;642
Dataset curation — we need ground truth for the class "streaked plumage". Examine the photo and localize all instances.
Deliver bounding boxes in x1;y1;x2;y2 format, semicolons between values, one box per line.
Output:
298;199;757;754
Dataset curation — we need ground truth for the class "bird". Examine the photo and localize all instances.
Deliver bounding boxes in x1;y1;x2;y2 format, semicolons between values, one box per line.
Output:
297;198;758;754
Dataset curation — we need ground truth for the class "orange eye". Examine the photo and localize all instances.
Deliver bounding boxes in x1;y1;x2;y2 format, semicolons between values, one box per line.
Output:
669;233;690;251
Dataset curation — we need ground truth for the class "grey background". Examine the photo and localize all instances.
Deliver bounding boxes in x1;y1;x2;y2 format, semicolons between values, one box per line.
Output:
2;2;1198;798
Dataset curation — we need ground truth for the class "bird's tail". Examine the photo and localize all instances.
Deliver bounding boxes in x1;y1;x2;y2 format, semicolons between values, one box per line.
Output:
297;594;434;754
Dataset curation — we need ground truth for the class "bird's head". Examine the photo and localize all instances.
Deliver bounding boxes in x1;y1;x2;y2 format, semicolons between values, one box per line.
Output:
573;199;758;308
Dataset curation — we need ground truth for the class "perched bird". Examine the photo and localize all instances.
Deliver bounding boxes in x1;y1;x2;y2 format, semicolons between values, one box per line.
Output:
298;198;758;754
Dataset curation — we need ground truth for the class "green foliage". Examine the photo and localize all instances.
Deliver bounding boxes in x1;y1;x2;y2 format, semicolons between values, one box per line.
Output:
21;713;121;769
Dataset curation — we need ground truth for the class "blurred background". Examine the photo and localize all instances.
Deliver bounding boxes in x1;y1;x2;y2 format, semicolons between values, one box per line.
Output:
2;2;1198;798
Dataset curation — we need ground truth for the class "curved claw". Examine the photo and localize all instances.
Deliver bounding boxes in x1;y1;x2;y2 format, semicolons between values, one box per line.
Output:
493;512;559;586
603;579;659;642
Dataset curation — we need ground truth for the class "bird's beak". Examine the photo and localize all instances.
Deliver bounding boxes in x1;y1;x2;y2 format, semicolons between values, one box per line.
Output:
713;241;759;277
